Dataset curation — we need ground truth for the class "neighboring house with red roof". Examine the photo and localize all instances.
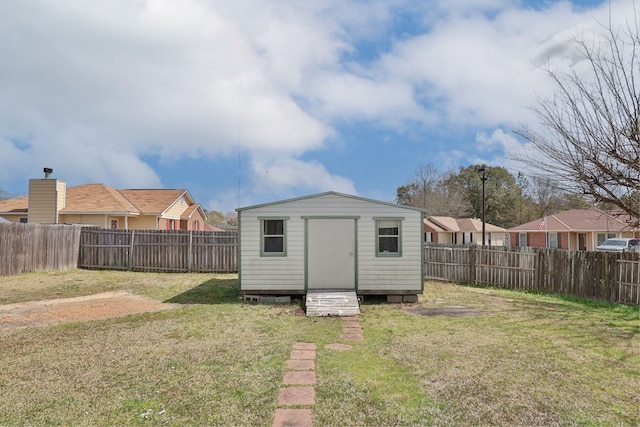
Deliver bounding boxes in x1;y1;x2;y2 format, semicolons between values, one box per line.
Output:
424;216;508;246
508;208;639;251
0;177;207;230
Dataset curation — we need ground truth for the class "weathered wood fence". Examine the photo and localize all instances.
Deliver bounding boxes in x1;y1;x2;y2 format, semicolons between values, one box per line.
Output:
0;223;83;276
425;244;640;305
78;229;238;273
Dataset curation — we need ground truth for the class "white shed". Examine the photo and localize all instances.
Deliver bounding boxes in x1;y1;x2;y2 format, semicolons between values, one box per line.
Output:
236;192;425;298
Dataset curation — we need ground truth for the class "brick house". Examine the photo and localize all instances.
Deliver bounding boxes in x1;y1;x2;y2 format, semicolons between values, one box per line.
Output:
508;208;639;251
0;177;207;230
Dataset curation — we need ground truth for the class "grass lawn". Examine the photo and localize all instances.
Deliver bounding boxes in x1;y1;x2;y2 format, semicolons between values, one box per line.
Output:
0;269;638;426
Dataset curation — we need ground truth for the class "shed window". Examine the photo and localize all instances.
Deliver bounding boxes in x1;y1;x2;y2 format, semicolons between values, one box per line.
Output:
377;219;400;256
262;219;286;256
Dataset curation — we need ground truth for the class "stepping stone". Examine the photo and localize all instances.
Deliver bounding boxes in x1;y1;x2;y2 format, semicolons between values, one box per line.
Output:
324;343;353;351
342;321;362;328
283;371;316;385
340;316;359;321
342;327;363;332
341;333;363;341
272;408;313;427
292;342;316;350
287;359;315;370
278;387;316;405
290;350;316;360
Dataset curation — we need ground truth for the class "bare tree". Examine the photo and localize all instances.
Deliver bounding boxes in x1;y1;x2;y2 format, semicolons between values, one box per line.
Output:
514;17;640;228
396;164;468;217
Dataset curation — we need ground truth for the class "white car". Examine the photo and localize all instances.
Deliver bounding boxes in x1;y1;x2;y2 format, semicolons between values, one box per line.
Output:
595;238;640;253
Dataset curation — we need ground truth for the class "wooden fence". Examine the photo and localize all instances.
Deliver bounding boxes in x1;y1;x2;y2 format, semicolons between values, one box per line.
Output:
425;244;640;305
0;223;83;276
78;229;238;273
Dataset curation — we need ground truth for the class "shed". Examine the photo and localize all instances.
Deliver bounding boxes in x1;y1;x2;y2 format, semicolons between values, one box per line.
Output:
236;192;425;299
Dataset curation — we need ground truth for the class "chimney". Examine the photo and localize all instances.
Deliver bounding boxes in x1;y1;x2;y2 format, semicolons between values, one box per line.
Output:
28;168;66;224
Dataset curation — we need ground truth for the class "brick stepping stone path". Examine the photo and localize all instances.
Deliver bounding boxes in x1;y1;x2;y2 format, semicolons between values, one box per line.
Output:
272;342;317;427
272;318;364;427
340;319;363;341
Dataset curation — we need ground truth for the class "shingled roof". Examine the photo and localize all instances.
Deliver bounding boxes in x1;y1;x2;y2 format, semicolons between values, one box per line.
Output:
0;196;28;213
62;184;140;214
0;184;199;217
509;208;630;232
426;216;507;232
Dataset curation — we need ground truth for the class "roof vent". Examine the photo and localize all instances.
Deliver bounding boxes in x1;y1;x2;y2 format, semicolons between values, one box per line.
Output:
43;167;53;179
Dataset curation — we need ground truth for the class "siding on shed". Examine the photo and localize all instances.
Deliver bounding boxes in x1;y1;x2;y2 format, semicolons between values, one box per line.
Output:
238;193;423;294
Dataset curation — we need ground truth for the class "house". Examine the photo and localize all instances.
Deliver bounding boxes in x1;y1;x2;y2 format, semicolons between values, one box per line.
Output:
0;175;207;230
508;208;639;251
424;216;508;246
236;192;425;299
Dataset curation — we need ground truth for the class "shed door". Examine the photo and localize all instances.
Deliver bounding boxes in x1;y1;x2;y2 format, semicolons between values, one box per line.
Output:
307;218;355;290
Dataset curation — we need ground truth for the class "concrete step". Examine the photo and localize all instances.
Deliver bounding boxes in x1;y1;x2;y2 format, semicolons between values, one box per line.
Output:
305;291;360;317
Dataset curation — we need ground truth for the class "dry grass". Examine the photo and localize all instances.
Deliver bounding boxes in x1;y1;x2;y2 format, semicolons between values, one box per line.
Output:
0;270;638;426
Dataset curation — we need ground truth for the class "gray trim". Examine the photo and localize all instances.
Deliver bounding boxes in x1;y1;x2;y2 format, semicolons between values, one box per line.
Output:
301;215;361;220
236;191;426;213
304;217;358;291
421;211;425;292
375;218;403;257
237;211;242;291
260;217;288;257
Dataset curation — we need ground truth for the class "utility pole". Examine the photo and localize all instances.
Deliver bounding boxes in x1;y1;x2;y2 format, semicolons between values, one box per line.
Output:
478;166;487;246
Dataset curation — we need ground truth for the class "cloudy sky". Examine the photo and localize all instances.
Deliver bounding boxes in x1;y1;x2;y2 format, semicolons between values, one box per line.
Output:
0;0;634;212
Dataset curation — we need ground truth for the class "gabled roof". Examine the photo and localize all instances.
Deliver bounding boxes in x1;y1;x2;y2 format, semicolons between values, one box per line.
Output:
0;184;202;219
0;196;28;213
426;216;506;233
180;203;206;220
236;191;426;213
62;184;139;214
119;189;188;214
423;217;446;232
508;208;630;232
429;216;461;232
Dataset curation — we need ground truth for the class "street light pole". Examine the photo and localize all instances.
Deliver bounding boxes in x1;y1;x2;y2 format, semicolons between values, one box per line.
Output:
478;166;487;246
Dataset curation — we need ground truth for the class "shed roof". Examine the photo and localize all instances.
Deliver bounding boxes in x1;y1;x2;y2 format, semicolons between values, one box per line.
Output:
236;191;426;213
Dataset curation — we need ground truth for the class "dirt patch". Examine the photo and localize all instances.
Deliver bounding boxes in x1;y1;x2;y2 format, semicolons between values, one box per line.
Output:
0;291;175;330
404;306;486;317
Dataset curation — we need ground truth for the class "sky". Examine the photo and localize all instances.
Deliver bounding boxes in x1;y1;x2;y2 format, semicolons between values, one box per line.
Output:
0;0;634;213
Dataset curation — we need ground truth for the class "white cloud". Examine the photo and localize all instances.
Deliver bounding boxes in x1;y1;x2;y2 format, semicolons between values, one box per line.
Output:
250;155;356;196
0;0;340;186
0;0;634;205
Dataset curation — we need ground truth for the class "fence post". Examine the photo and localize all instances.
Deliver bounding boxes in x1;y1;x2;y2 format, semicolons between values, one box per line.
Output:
188;231;193;273
128;229;135;271
469;245;476;284
535;249;544;292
